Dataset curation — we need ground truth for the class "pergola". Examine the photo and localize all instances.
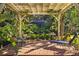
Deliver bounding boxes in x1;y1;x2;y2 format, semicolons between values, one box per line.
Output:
1;3;78;39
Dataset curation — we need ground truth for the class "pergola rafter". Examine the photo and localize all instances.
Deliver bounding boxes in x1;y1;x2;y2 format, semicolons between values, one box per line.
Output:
6;3;72;15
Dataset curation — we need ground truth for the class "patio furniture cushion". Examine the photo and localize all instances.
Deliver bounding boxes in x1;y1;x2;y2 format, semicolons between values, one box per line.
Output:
49;40;69;44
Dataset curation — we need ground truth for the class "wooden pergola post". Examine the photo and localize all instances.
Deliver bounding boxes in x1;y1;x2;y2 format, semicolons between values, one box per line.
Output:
58;14;62;40
17;14;26;38
60;14;64;39
17;14;22;38
58;14;65;40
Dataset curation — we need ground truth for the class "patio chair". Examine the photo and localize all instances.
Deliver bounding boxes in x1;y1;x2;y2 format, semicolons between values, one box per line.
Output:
11;37;26;55
13;37;25;46
15;37;26;47
49;32;78;45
